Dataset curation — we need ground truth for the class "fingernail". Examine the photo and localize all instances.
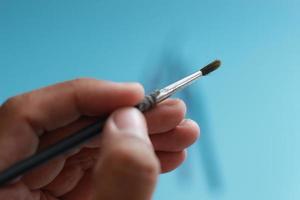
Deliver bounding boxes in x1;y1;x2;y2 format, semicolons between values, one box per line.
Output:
179;119;191;126
112;108;148;141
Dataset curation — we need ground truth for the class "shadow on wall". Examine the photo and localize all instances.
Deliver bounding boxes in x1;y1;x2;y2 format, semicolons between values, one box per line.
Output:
141;43;223;192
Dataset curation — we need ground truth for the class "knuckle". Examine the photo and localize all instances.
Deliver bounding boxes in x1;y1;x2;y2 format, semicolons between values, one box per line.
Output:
2;95;27;114
2;96;19;109
1;93;37;123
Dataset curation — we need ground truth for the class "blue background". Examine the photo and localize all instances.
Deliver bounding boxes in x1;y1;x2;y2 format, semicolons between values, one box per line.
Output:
1;0;300;199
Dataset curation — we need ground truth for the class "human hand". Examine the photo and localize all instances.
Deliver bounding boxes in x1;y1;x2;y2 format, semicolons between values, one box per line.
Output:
0;79;200;200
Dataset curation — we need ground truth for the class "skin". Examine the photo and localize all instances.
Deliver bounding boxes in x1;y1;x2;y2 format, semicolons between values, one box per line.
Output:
0;78;200;200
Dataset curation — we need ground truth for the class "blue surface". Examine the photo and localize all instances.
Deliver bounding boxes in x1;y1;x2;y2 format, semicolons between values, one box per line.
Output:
1;0;300;199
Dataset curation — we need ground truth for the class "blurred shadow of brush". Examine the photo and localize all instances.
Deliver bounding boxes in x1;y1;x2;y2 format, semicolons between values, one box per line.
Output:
141;45;223;191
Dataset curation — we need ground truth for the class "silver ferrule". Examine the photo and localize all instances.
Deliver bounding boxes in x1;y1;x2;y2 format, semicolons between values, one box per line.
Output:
155;70;203;103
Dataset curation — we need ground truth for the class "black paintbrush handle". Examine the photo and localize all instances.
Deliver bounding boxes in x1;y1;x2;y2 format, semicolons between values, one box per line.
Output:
0;91;161;186
0;120;104;186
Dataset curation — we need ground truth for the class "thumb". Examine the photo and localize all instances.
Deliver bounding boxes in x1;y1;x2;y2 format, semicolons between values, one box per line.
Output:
93;107;160;200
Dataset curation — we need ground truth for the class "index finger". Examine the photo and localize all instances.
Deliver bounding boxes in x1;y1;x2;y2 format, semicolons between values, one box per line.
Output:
0;78;144;171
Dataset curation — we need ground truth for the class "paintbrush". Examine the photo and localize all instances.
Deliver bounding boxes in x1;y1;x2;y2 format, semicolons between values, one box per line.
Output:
0;60;221;186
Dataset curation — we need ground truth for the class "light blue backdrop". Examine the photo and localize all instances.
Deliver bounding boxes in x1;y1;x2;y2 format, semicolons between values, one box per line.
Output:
1;0;300;199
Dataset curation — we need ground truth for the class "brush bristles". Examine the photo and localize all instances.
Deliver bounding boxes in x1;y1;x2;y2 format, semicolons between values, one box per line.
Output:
200;60;221;76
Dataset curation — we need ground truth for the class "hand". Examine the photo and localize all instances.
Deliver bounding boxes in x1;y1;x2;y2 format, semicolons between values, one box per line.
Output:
0;79;200;200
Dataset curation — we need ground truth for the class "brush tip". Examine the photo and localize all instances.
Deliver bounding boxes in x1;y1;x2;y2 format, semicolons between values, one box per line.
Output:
200;60;221;76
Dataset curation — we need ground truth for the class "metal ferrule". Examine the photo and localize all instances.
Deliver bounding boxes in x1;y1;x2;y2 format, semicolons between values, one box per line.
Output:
156;70;203;103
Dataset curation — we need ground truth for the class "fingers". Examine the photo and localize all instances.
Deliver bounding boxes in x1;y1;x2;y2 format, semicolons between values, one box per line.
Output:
1;79;144;133
0;182;42;200
145;99;186;134
44;148;99;198
94;108;160;200
20;119;97;190
150;119;200;152
151;119;199;173
44;165;84;197
156;151;187;173
0;79;144;171
39;98;188;150
61;170;94;200
38;117;97;150
22;156;66;189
